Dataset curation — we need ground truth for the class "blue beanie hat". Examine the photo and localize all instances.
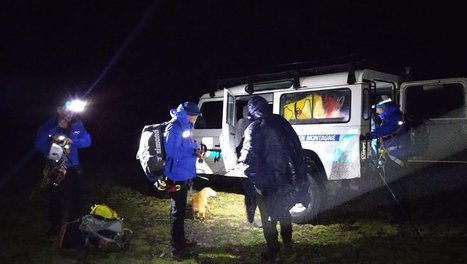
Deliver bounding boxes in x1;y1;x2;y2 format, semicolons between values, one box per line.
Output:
182;101;200;116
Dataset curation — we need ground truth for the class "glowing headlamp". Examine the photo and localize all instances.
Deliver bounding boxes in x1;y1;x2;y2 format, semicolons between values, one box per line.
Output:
65;99;87;113
182;130;191;138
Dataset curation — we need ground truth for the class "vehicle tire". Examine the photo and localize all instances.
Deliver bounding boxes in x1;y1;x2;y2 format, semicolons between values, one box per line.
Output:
290;158;324;224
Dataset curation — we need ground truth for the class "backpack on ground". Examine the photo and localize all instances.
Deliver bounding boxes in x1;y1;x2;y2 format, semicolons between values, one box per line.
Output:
136;122;170;183
58;204;133;250
81;204;133;250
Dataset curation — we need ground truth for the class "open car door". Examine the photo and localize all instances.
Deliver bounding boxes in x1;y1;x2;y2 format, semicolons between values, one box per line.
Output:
220;88;239;173
400;77;467;163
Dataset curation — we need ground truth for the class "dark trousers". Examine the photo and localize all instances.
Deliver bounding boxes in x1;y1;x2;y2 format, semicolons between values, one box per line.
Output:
48;166;83;229
256;193;292;250
242;178;257;223
168;180;189;251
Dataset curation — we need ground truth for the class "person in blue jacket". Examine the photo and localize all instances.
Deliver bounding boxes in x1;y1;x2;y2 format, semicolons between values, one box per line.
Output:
238;96;309;260
370;98;409;223
163;101;203;260
35;100;91;235
371;99;407;168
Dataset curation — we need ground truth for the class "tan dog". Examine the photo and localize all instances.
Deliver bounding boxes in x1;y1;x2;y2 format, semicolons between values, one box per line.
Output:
191;187;217;220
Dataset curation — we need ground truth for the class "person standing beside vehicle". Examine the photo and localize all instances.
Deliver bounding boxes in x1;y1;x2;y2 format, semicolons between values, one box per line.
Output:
163;101;203;260
238;96;310;261
371;99;407;166
34;99;91;235
235;105;261;228
370;98;409;222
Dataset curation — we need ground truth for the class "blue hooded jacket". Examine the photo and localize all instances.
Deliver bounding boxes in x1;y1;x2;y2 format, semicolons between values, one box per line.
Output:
35;116;92;168
371;101;407;162
371;101;404;138
239;96;309;216
163;104;198;181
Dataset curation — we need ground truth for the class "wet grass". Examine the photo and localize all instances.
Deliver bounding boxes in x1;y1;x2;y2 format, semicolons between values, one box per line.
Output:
2;162;467;264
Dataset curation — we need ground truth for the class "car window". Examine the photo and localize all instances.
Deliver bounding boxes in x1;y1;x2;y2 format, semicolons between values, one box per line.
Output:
280;88;351;124
194;101;223;129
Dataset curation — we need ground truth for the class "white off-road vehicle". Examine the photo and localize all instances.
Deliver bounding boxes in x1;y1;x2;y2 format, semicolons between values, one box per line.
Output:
191;64;467;223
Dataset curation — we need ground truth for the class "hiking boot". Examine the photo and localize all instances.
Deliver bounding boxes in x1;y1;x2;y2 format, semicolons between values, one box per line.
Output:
261;248;280;261
184;238;197;247
171;247;198;261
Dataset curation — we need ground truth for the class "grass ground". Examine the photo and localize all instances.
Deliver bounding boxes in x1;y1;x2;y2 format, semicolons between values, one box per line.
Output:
2;161;467;264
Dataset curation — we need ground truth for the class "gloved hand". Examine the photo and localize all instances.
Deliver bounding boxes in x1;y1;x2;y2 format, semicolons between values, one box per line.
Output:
196;143;207;163
195;148;205;158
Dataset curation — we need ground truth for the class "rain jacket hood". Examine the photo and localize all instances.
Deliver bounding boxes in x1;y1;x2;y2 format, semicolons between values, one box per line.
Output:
239;96;309;218
377;101;399;121
169;104;194;129
248;96;271;120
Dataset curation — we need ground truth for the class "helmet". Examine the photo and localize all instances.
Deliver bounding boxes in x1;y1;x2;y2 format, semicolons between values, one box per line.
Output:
47;143;64;161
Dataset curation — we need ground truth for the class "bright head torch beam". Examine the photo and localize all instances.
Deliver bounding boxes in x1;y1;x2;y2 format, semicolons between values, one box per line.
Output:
65;99;87;113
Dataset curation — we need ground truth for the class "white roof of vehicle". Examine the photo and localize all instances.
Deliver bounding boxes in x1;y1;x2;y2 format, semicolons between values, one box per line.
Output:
200;69;400;99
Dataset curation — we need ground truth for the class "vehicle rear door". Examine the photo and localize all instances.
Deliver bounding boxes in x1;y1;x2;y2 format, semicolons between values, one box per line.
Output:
221;88;239;173
400;78;467;164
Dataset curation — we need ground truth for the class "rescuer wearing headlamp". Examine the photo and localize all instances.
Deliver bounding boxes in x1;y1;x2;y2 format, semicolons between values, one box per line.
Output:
34;98;91;236
163;101;203;260
368;96;409;223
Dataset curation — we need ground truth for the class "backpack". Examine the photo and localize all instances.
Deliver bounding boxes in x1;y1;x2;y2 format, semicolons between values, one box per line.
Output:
136;121;180;184
136;122;170;183
58;204;133;250
79;214;132;250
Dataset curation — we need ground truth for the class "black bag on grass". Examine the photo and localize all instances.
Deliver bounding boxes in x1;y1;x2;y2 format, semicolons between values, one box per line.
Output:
59;218;85;249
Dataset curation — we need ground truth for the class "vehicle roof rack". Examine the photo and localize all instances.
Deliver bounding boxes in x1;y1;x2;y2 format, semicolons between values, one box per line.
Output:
216;63;358;91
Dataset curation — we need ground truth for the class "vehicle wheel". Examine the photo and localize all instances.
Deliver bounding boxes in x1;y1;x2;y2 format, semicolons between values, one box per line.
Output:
290;158;324;224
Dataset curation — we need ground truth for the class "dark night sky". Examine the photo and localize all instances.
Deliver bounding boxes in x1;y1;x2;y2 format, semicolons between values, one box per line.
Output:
1;0;466;180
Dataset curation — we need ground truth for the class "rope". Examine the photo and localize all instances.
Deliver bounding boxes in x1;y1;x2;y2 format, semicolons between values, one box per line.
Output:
375;152;422;239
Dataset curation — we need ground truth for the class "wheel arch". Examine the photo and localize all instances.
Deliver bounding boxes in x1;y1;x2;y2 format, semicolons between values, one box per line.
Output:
289;149;328;224
302;149;328;187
